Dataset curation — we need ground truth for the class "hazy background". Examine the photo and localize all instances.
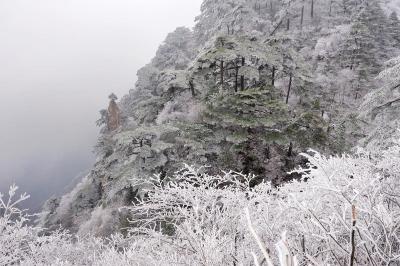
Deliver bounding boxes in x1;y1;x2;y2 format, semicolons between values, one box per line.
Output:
0;0;202;210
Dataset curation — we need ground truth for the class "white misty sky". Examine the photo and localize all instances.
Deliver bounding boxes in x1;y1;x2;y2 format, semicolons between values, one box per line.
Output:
0;0;202;209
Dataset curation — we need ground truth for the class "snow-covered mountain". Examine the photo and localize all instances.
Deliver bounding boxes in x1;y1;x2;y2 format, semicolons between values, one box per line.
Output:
41;0;400;236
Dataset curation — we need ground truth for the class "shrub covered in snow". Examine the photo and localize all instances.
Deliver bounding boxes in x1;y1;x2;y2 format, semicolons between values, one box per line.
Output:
126;144;400;265
2;136;400;265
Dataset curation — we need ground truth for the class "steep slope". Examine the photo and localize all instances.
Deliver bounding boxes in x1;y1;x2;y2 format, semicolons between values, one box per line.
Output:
41;0;399;236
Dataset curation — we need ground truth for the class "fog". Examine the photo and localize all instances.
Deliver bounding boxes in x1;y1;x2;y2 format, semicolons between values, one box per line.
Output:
0;0;202;211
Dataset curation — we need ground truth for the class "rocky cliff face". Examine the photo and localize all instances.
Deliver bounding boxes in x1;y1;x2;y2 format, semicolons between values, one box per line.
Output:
41;0;400;236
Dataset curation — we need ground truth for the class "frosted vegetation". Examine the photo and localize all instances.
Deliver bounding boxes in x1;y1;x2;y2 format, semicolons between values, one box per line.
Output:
2;136;400;265
3;0;400;264
38;0;400;236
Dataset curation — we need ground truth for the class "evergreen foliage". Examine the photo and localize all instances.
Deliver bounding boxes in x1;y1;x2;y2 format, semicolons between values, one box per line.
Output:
47;0;400;238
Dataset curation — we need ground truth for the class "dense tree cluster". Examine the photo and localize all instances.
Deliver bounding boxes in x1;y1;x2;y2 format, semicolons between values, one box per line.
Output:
51;0;400;241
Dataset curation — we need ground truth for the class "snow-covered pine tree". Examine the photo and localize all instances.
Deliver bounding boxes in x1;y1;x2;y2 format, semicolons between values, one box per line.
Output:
359;0;392;63
337;3;384;100
152;27;195;70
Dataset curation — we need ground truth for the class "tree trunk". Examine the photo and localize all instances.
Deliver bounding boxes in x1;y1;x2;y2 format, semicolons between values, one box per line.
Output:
220;60;224;87
311;0;314;18
189;80;195;97
287;18;290;30
234;64;239;92
287;142;293;157
286;73;292;104
272;66;276;86
233;232;239;266
240;75;245;91
300;5;304;29
350;205;357;266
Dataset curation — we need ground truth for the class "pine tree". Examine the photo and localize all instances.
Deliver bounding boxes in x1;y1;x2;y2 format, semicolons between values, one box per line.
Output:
352;19;379;98
194;0;237;43
153;27;194;70
336;2;385;99
358;0;392;63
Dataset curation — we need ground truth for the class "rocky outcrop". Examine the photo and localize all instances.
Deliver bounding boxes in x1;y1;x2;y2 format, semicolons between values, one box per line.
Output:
107;93;121;131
